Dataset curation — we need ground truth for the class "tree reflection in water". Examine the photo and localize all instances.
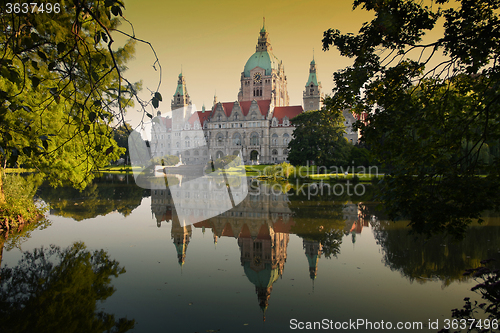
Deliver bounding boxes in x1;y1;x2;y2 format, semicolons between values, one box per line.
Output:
0;242;134;333
372;218;500;287
37;174;148;220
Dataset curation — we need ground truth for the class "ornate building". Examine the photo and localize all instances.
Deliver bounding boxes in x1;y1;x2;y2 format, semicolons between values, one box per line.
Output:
150;23;357;165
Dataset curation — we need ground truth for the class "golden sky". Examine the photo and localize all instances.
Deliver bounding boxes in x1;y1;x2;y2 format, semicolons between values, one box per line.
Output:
117;0;377;125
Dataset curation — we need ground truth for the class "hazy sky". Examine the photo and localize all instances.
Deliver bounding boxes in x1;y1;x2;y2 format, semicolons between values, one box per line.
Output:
116;0;376;126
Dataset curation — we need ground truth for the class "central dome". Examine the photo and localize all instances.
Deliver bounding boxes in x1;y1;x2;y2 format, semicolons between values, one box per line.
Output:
244;51;280;77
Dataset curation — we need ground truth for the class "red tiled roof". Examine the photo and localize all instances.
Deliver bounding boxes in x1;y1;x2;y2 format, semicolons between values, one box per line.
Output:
239;99;271;117
188;110;212;127
272;106;303;125
257;224;271;239
221;223;234;237
161;117;172;128
220;102;234;117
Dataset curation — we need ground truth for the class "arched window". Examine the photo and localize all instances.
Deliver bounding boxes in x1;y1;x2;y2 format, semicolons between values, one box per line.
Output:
184;136;190;148
234;114;239;120
272;133;278;145
272;117;278;127
217;114;222;121
176;142;180;148
283;133;290;145
272;149;278;156
250;132;259;146
217;133;224;146
193;136;199;147
233;132;242;146
251;112;257;120
283;149;288;155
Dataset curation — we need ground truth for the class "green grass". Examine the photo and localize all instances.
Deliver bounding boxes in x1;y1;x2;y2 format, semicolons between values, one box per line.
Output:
97;165;140;173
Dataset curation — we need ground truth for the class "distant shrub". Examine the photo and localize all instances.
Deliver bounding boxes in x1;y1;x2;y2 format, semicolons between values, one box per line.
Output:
151;155;179;166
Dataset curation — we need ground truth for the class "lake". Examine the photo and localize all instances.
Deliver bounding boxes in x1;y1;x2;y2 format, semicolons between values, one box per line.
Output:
1;174;499;332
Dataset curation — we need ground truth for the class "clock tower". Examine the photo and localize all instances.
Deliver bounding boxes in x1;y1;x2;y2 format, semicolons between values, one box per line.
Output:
238;21;289;108
303;57;323;111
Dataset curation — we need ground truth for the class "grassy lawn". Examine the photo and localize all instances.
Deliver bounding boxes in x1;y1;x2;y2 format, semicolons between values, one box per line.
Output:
97;165;141;173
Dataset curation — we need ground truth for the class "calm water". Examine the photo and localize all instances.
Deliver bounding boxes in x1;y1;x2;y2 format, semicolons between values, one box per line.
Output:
2;174;500;332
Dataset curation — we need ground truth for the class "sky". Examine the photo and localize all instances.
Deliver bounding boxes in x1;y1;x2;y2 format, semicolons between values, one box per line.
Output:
115;0;376;127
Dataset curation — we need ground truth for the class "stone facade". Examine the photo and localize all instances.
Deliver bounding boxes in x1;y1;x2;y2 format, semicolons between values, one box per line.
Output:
150;25;358;165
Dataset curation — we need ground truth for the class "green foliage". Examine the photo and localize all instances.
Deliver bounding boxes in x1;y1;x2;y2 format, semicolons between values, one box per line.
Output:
288;108;350;167
151;155;180;167
113;123;133;161
0;173;45;229
0;0;161;195
439;258;500;332
261;162;296;180
349;145;371;167
322;0;500;236
212;155;241;170
0;242;135;333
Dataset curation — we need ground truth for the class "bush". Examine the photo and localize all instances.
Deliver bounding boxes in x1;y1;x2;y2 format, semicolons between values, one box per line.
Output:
261;162;295;180
151;155;179;166
213;155;242;170
0;173;46;230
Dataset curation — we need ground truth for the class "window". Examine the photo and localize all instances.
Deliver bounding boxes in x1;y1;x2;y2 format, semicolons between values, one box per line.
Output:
233;133;242;146
250;132;259;145
272;117;277;127
272;133;278;145
272;149;278;156
185;136;190;148
217;133;224;146
283;133;290;145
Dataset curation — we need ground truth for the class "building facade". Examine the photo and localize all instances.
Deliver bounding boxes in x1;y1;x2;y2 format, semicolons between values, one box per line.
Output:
150;24;357;165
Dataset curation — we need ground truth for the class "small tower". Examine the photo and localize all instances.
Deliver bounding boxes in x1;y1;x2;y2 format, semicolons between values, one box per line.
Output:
171;72;191;111
171;72;191;130
171;219;192;266
303;56;323;111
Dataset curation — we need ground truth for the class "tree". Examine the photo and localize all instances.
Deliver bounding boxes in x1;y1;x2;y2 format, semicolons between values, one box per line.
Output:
0;242;135;333
439;258;500;333
322;0;500;237
113;122;133;162
288;108;350;167
0;1;161;222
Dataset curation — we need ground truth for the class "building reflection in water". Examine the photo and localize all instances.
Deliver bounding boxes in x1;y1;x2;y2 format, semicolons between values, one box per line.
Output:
151;178;366;317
